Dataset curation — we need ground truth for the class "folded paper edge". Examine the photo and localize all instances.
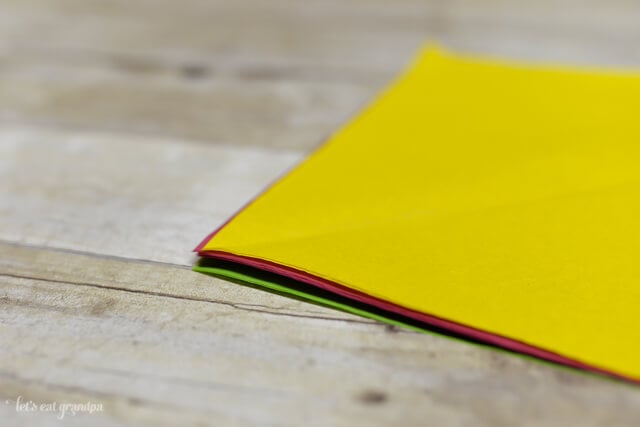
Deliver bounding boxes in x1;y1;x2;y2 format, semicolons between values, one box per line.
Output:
197;249;638;385
193;44;450;254
194;44;640;384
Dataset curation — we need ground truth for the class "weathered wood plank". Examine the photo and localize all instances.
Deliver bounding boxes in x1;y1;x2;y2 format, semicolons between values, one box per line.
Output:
0;58;372;150
0;242;367;323
4;0;640;68
1;0;640;149
0;126;302;265
2;243;640;427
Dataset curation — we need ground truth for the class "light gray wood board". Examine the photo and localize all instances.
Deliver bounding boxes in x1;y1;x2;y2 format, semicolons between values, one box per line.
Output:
1;0;640;150
0;126;302;265
2;243;640;427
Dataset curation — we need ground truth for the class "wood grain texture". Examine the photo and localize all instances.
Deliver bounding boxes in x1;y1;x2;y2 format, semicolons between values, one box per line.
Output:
3;243;640;427
2;0;640;149
2;0;640;426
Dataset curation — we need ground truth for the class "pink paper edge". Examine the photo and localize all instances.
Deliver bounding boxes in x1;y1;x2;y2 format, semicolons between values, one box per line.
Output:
198;249;638;384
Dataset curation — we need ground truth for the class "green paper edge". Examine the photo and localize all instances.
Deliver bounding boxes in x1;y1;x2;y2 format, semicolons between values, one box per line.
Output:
193;263;629;386
194;264;424;333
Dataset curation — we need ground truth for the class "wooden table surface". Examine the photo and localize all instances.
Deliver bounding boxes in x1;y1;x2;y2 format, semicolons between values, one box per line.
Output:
2;1;640;426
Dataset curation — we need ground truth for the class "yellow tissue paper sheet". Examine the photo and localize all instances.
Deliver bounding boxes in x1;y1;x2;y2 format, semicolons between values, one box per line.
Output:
202;46;640;381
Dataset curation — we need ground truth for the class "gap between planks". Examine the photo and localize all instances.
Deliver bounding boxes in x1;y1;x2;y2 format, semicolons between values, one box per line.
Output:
0;240;389;327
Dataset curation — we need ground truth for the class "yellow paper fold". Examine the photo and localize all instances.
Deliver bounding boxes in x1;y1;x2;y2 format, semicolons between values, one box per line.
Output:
204;46;640;380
